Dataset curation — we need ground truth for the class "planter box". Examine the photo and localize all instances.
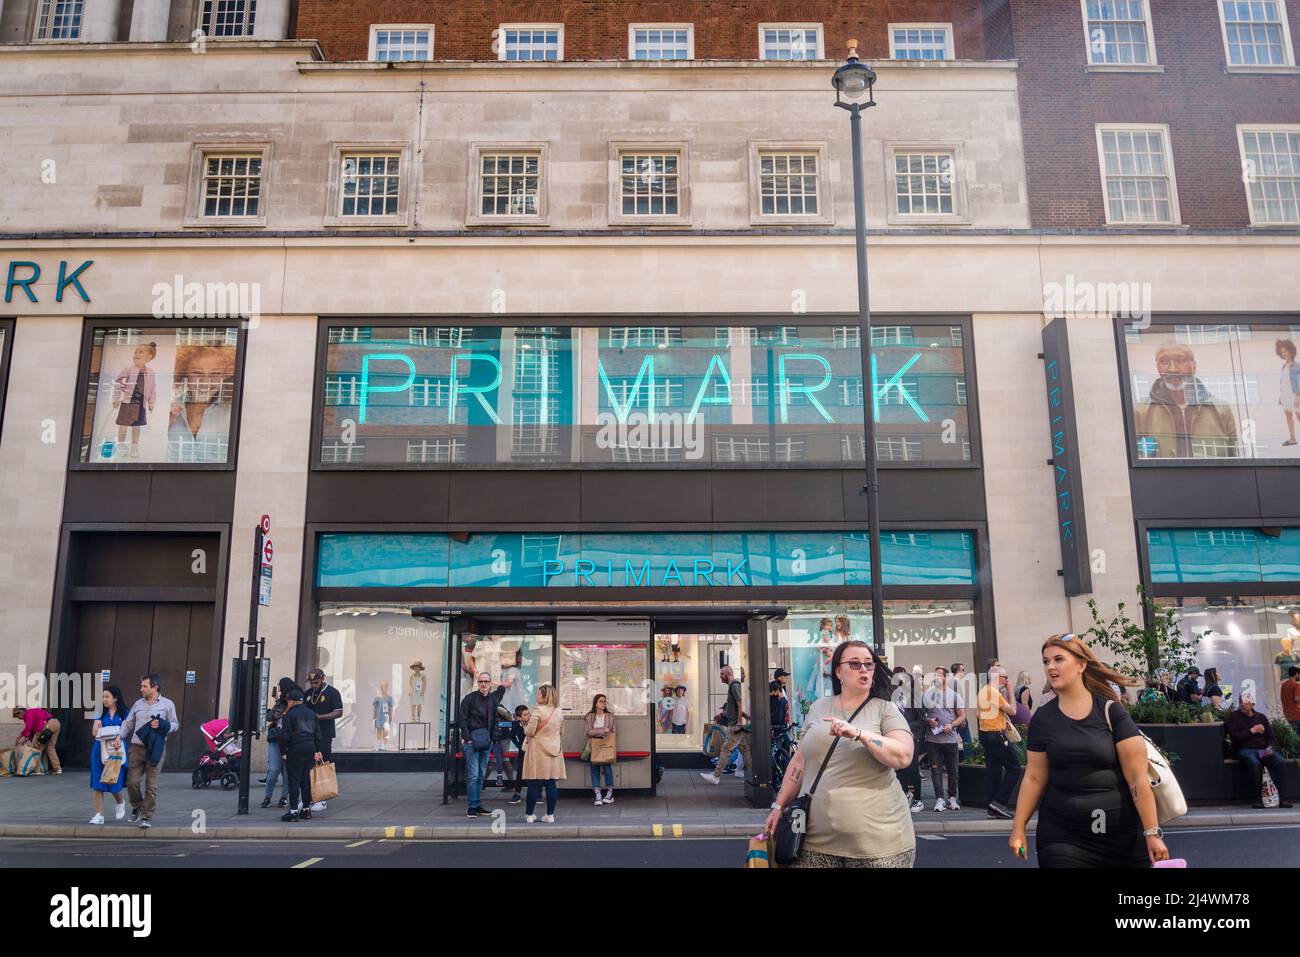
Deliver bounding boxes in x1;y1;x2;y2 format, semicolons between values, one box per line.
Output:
958;763;1022;809
1137;723;1230;802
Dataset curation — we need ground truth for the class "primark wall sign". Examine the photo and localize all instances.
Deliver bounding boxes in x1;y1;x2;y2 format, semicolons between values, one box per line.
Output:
1041;317;1092;596
4;259;93;303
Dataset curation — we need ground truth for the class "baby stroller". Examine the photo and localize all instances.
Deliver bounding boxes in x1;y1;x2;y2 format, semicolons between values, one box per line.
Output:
192;718;242;790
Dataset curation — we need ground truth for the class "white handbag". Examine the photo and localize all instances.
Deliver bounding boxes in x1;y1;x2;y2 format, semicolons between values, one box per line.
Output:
1105;699;1187;825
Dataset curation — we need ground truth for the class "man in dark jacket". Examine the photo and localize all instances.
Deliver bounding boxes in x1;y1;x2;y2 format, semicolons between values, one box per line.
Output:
278;690;322;822
457;673;506;818
1225;692;1294;809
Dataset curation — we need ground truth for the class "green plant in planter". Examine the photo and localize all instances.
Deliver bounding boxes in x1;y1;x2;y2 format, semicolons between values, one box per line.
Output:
1125;698;1202;725
1270;719;1300;760
958;728;1028;766
1083;587;1205;683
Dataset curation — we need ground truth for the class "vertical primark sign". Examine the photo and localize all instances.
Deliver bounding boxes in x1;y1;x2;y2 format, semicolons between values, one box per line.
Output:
1041;318;1092;596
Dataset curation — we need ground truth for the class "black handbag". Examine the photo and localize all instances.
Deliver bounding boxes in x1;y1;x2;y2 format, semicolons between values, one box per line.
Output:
772;698;869;866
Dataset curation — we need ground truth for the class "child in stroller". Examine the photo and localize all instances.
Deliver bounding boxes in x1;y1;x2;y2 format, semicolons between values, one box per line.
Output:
192;718;242;790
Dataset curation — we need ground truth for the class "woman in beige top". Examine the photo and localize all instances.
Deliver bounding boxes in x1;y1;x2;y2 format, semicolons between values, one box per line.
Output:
584;694;618;806
522;683;566;823
763;639;917;868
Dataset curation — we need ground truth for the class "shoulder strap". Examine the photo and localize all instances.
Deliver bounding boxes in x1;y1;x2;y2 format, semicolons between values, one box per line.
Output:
1103;697;1114;735
807;698;870;796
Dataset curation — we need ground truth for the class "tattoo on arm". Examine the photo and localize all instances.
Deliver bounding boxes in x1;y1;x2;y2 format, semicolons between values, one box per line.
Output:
1130;785;1140;803
869;738;884;747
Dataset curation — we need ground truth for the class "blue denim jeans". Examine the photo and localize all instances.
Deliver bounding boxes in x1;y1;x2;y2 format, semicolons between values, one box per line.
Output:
526;779;558;816
263;740;285;802
590;763;613;788
465;746;489;809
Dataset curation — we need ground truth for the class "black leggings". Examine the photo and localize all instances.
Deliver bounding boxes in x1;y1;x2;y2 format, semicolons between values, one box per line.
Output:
284;743;315;811
895;741;923;801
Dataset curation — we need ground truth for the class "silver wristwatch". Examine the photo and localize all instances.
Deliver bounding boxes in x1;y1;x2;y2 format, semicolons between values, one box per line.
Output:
1142;826;1163;839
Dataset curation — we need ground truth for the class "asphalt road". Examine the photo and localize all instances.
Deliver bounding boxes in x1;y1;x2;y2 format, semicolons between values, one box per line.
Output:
1;824;1296;868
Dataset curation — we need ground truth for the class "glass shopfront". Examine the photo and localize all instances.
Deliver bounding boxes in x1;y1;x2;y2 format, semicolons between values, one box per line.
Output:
316;321;974;467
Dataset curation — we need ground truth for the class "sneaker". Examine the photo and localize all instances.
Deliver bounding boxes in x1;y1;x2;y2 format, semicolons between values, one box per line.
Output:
300;810;312;820
51;769;62;775
129;808;141;823
138;819;151;829
525;814;536;823
699;772;721;785
310;802;326;812
602;789;615;805
508;793;522;805
947;797;961;811
542;814;555;823
475;807;493;817
933;799;946;812
89;813;104;825
260;798;272;809
129;445;140;458
910;800;925;814
593;792;603;806
281;811;300;822
495;776;505;787
278;796;288;808
114;803;126;821
987;801;1014;820
258;777;267;784
467;809;480;819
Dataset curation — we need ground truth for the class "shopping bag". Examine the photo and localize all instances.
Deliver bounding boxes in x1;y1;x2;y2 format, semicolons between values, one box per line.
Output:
1261;768;1280;809
11;743;44;777
703;723;723;758
310;760;340;802
744;835;773;869
0;748;10;777
580;740;591;762
100;754;124;785
591;734;617;765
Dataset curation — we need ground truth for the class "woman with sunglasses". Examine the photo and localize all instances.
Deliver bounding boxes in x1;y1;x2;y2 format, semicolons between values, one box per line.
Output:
1010;634;1170;868
762;640;917;868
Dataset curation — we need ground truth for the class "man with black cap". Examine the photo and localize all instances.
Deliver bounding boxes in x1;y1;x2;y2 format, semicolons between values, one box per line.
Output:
278;689;323;822
1176;667;1203;707
305;668;342;812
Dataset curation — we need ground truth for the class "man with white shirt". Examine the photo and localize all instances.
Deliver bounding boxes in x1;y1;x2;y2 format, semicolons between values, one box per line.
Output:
120;673;180;829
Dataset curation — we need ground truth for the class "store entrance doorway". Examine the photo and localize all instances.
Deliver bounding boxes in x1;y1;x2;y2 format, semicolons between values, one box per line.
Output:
651;632;748;764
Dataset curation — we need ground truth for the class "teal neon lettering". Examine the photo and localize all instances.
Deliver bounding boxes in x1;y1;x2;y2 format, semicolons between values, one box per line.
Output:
55;259;93;303
692;559;715;585
778;354;835;424
624;560;651;586
605;560;613;586
448;354;503;425
1055;465;1068;485
597;355;655;424
1053;431;1066;456
542;560;564;585
873;353;928;422
4;261;39;303
358;353;416;425
726;558;751;586
1046;359;1059;382
687;354;732;424
661;560;684;587
575;560;597;586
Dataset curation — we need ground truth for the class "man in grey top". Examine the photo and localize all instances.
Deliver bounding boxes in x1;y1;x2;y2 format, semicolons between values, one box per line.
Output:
700;665;749;786
120;673;180;828
922;666;966;812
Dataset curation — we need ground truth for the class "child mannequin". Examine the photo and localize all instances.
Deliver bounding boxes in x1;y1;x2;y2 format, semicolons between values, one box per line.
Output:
408;663;426;722
373;682;394;750
111;341;157;459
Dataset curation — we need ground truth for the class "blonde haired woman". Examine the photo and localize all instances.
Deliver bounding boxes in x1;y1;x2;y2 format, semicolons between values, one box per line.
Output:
1010;634;1170;868
522;683;566;823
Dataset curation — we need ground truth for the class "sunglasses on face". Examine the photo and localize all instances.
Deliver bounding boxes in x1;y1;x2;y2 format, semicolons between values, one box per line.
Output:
842;661;875;671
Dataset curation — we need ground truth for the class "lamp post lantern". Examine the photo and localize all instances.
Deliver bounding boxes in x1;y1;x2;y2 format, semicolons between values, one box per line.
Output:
833;41;887;658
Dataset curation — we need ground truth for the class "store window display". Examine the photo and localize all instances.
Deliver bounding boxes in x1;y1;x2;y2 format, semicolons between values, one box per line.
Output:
317;604;446;751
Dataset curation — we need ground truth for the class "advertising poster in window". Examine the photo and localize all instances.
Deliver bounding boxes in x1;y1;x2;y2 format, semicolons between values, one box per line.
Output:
1124;323;1300;461
558;641;649;715
654;636;695;745
81;327;238;464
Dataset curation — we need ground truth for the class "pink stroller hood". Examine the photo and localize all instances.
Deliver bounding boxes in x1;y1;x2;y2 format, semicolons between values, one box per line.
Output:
201;718;230;745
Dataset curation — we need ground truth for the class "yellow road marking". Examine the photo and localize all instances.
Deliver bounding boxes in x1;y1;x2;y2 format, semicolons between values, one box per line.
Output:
652;824;663;837
405;826;416;838
292;857;323;869
672;824;683;838
384;826;397;838
345;840;370;848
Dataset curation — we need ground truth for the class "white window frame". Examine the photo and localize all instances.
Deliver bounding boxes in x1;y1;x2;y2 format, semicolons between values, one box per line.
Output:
628;23;694;60
195;0;257;39
497;23;565;61
1217;0;1297;71
1079;0;1163;71
185;142;272;228
324;142;412;227
887;23;955;60
885;143;970;225
747;141;834;225
368;24;434;62
608;142;691;227
466;142;550;227
1094;123;1182;227
1236;124;1300;226
757;23;824;60
31;0;85;41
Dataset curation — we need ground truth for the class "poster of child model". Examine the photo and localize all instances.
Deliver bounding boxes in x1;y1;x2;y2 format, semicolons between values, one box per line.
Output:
81;328;238;464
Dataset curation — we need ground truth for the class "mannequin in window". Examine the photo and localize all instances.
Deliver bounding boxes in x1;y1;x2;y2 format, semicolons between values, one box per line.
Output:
409;663;427;722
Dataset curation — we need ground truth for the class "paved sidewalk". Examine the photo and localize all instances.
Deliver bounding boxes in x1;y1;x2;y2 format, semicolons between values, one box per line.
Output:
1;770;1295;841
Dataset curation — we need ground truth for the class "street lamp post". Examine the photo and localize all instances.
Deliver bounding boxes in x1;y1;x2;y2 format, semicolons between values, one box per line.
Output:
833;42;887;658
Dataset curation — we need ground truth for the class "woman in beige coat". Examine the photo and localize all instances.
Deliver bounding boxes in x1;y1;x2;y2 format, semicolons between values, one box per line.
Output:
522;683;566;823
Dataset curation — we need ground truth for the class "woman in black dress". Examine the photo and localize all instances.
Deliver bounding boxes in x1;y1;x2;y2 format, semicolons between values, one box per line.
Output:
1010;634;1170;868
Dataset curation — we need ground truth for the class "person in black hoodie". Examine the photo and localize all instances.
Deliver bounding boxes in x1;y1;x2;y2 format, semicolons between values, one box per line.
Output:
278;689;322;822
